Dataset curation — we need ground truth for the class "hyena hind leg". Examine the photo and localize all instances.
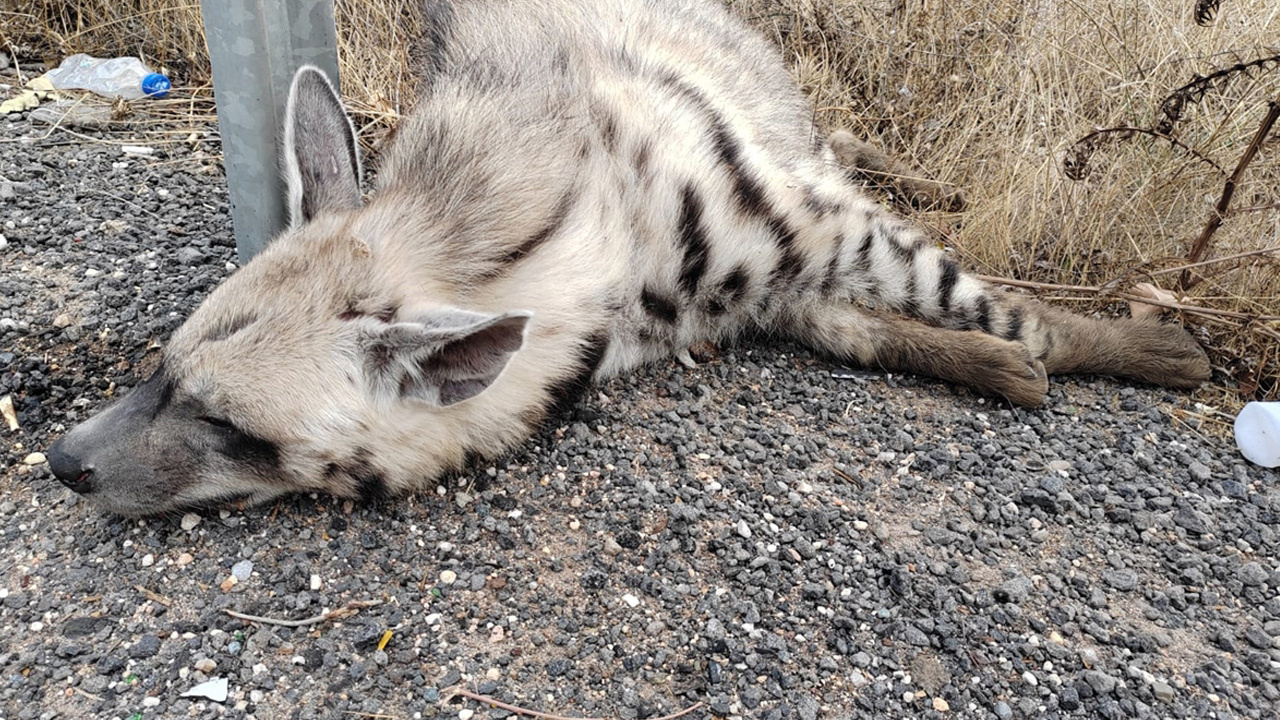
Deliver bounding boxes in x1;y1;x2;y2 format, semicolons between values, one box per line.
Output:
1014;296;1211;389
794;302;1050;407
828;130;965;213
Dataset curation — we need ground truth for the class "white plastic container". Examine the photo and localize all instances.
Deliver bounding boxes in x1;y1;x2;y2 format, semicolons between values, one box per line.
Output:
45;54;170;100
1235;402;1280;468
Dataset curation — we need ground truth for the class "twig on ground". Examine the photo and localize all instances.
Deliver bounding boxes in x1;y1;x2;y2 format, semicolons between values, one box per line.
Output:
445;687;703;720
975;274;1280;322
1145;244;1280;278
225;599;382;628
134;584;172;607
1181;99;1280;290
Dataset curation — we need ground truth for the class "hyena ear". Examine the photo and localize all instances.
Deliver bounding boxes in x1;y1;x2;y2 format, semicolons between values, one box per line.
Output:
283;66;363;229
359;310;531;407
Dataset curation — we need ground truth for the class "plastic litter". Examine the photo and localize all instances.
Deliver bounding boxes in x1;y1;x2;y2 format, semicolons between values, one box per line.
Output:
180;677;228;703
44;54;170;100
1235;402;1280;468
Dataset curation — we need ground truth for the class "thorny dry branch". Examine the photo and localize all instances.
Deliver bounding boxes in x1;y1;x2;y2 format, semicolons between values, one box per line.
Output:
1181;100;1280;290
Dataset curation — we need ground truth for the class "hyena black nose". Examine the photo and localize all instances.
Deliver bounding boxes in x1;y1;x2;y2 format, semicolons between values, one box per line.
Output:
47;439;93;494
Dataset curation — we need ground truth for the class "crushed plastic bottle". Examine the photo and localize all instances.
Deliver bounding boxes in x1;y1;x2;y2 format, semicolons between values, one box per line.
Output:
1235;402;1280;468
44;54;170;100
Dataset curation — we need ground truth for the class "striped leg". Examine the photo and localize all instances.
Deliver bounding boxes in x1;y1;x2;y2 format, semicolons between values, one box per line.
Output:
794;302;1049;406
819;200;1210;391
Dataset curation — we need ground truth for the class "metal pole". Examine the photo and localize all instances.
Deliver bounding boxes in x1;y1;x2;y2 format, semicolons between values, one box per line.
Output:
200;0;341;262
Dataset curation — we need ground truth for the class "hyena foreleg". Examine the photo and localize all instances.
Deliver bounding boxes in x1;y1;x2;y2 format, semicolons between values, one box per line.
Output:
793;302;1050;407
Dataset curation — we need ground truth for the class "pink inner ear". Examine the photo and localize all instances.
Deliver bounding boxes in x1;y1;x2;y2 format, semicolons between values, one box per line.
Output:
339;310;362;321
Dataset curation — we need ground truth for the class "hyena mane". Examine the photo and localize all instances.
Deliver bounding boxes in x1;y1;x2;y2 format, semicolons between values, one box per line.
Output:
46;0;1209;516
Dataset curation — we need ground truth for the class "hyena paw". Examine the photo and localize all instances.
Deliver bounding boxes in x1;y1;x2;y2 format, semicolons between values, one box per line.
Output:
952;335;1048;407
827;130;965;212
1124;321;1211;388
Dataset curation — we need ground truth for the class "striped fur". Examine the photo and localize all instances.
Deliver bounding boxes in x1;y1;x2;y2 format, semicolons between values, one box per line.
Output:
47;0;1210;516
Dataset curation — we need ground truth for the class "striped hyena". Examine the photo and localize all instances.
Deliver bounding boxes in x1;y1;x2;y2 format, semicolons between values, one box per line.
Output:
47;0;1209;516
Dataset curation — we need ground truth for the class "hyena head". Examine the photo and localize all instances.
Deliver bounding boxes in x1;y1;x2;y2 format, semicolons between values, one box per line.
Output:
46;67;530;516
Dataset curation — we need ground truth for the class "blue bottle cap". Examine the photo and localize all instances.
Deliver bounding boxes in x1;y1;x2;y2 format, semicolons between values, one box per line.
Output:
141;73;171;99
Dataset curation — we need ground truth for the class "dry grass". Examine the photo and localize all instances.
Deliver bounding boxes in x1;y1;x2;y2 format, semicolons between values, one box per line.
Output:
2;0;1278;404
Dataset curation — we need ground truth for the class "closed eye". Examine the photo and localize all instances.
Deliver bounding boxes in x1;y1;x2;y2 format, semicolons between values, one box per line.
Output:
199;416;237;431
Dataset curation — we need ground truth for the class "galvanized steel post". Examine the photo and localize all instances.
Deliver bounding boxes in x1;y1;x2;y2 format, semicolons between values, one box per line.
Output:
200;0;341;262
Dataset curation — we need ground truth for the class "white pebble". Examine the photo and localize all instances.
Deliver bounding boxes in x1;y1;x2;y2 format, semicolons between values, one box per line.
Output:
440;570;457;585
180;513;201;531
142;697;160;708
310;574;322;591
22;452;45;466
621;593;640;608
141;554;154;567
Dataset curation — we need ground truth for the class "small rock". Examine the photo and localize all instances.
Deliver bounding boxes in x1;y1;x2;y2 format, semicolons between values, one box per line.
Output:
231;560;253;582
736;519;752;538
0;183;13;201
52;313;73;328
996;576;1033;604
932;697;950;712
1104;569;1137;591
129;635;161;659
1188;461;1212;482
1173;508;1210;535
440;569;457;585
180;513;202;531
1152;680;1175;703
1238;562;1269;587
177;247;204;265
1085;670;1118;695
194;658;216;673
603;537;623;556
310;574;322;591
176;553;194;566
458;710;475;720
219;575;238;592
23;452;46;465
993;701;1012;720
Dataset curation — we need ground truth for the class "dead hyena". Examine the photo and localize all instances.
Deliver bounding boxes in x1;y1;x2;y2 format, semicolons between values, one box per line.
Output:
46;0;1209;516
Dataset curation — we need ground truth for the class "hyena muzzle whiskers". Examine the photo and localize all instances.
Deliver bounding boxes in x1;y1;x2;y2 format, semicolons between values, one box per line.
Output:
45;0;1210;516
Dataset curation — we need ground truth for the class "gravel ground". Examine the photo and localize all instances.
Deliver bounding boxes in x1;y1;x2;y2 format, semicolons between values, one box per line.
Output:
2;77;1280;720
